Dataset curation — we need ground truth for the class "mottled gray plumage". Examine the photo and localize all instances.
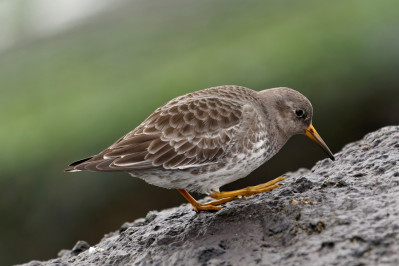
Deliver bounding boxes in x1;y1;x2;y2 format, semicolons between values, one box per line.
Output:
66;85;326;194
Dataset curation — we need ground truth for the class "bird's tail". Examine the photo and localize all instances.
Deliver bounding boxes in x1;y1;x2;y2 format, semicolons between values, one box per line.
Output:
64;156;93;172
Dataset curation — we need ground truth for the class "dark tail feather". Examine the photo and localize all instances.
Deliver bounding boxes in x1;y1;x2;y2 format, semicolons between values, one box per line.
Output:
69;156;93;166
65;156;93;172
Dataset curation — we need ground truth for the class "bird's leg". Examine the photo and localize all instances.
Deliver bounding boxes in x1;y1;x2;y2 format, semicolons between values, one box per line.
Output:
202;196;239;206
209;176;285;200
177;177;284;212
177;189;224;212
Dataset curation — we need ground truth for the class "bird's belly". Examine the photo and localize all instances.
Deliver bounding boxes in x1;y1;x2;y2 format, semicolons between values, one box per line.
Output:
129;139;278;194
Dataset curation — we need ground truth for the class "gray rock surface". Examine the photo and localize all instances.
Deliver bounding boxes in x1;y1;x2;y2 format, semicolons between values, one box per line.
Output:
21;126;399;266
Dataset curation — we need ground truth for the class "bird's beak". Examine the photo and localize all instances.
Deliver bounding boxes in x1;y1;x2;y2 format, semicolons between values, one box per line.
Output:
305;124;335;161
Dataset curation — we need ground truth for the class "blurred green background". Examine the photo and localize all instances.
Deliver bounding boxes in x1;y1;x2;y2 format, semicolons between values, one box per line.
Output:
1;0;399;264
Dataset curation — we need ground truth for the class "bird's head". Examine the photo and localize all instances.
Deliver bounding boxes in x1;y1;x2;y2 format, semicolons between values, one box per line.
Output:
258;87;335;161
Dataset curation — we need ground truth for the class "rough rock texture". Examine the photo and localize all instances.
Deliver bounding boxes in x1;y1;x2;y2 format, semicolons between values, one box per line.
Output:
22;126;399;265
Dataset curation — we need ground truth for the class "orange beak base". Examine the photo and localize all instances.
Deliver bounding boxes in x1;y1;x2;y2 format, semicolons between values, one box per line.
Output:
305;124;335;161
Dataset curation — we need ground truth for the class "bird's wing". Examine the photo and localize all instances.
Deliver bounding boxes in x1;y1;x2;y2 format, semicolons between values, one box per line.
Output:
66;96;253;172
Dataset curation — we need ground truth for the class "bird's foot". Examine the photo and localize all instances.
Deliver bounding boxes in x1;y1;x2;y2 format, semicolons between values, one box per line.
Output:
202;196;238;206
177;189;229;212
192;196;240;212
177;177;284;212
191;202;222;212
209;176;285;200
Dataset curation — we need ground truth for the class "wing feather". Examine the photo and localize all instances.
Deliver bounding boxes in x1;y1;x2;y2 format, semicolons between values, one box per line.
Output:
66;88;261;172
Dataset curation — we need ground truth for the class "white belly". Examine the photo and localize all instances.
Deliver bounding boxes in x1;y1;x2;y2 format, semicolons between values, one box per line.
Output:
129;137;279;194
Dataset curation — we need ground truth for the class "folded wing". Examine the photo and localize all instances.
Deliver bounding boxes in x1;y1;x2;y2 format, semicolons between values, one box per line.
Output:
66;96;245;172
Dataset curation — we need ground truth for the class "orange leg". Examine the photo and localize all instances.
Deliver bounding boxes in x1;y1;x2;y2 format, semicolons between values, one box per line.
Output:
178;189;234;212
209;176;285;200
177;176;284;212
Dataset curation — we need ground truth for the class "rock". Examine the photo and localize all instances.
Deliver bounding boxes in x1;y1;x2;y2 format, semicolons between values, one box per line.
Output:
70;241;90;256
18;126;399;265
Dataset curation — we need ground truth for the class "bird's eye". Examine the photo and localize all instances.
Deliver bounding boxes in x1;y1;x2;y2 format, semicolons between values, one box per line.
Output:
295;109;305;118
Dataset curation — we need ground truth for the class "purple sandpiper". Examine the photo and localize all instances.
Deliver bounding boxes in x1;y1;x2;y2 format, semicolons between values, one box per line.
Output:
66;86;334;212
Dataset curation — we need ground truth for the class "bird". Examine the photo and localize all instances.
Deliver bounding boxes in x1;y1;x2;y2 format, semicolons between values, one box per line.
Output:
66;85;335;212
